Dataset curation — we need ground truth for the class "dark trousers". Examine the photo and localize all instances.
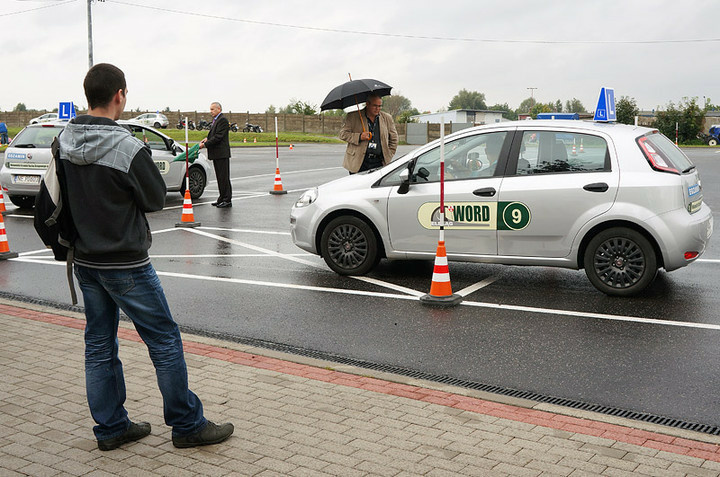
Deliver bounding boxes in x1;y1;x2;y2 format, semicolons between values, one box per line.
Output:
212;157;232;203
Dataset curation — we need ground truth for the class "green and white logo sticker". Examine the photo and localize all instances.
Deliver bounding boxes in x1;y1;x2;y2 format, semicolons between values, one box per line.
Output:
418;201;531;230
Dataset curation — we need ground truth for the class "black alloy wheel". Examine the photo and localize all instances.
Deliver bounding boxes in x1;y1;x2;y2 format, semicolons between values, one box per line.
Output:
320;216;379;275
584;227;657;296
180;167;206;200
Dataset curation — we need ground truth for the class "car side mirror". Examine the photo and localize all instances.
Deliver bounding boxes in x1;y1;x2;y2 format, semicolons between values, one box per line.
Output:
397;168;410;194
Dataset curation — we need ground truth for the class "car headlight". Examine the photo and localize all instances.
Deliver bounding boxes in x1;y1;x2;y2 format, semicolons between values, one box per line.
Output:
295;188;318;208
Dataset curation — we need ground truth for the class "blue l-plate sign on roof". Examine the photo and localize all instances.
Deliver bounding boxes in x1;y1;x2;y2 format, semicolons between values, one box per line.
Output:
58;102;76;120
594;88;616;122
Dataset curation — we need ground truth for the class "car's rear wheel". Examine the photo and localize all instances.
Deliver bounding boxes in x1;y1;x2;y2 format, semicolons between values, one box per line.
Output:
708;138;718;146
178;167;206;200
320;216;379;275
584;227;657;296
8;195;35;209
154;122;161;128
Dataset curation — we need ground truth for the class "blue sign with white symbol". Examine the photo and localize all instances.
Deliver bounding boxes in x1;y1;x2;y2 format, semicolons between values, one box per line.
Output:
58;102;76;120
594;87;616;122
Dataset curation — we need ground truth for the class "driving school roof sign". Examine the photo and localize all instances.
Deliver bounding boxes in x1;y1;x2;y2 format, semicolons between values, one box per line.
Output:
58;102;76;120
593;87;616;122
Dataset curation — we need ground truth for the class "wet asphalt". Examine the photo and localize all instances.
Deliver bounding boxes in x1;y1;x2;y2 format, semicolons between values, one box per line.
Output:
2;144;720;429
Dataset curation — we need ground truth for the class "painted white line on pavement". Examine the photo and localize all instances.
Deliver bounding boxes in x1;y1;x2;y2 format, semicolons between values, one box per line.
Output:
199;226;291;236
150;253;309;258
456;276;500;297
352;276;425;297
11;256;720;331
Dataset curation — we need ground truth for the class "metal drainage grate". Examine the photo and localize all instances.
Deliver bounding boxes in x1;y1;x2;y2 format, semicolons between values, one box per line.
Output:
4;290;719;436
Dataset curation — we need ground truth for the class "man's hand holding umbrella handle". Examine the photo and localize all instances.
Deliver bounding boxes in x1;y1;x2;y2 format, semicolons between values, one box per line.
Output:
360;131;373;141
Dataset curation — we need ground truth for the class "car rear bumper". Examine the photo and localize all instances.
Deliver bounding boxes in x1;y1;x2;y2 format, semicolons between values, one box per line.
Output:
651;203;713;271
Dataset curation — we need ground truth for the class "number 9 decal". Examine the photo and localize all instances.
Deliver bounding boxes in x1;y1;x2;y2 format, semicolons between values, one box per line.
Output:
501;202;531;230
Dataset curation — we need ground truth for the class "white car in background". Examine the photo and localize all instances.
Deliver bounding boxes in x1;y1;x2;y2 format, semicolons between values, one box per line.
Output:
291;120;713;296
131;113;169;129
29;113;58;124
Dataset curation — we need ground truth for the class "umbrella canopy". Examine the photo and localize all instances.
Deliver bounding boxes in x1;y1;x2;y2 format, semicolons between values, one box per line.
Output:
320;78;392;111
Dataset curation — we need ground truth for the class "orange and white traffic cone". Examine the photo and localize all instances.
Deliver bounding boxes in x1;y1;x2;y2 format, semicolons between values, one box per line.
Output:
579;139;584;153
269;167;287;195
571;144;577;156
0;188;7;213
420;240;462;306
175;189;201;228
253;137;257;143
243;138;247;143
0;212;18;260
289;144;293;150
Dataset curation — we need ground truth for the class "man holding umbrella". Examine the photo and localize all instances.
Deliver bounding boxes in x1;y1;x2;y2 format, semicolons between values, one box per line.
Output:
339;93;398;174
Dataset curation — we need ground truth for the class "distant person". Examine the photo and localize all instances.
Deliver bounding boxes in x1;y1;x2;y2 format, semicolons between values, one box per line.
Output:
339;93;398;174
56;63;233;451
0;122;8;145
199;102;232;207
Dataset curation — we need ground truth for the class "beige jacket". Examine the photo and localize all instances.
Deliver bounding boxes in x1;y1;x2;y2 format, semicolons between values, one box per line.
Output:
339;109;398;173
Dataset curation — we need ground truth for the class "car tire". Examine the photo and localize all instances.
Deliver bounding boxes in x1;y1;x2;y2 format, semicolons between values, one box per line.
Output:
708;138;718;146
320;216;379;275
182;166;206;200
583;227;658;296
154;122;161;128
9;195;36;209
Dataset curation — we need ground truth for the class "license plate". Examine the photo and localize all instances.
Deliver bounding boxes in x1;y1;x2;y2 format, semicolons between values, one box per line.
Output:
154;160;169;174
13;174;41;184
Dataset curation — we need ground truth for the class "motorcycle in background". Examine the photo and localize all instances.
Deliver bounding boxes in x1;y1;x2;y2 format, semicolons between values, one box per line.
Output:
243;121;263;133
176;118;195;130
196;118;212;130
230;122;239;132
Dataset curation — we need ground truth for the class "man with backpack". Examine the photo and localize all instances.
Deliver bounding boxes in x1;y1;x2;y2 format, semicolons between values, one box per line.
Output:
55;63;233;451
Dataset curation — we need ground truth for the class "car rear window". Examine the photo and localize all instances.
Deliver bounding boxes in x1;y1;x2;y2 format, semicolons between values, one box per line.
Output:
517;131;609;175
12;125;63;148
637;131;694;174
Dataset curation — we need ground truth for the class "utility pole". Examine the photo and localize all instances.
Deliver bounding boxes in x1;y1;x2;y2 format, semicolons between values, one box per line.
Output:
87;0;104;69
527;87;537;112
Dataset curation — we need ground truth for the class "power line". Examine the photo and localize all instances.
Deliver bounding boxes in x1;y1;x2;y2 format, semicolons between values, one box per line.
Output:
1;0;76;18
107;0;720;45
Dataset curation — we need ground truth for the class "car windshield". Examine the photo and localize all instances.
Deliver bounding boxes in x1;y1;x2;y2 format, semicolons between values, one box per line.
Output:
12;126;62;148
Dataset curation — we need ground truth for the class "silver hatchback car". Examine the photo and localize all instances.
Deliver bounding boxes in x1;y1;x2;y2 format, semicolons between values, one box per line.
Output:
0;121;211;209
291;120;713;296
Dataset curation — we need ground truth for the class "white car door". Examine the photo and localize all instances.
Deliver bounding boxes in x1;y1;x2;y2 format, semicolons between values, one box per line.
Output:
497;129;619;258
387;131;511;256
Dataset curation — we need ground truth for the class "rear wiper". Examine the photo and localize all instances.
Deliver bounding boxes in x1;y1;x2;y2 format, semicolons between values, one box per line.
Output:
682;165;696;173
14;144;36;148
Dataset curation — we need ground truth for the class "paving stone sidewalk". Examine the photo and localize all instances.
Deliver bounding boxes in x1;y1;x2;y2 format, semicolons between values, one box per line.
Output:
2;299;720;477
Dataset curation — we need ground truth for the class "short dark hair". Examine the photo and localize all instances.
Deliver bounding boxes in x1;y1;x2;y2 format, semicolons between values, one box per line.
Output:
83;63;126;109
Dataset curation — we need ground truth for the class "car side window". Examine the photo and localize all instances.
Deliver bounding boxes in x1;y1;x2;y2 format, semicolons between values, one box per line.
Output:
517;131;609;175
130;127;166;151
410;131;508;183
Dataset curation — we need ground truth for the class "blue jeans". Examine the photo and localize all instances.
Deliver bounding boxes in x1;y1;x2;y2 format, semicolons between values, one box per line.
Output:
74;263;206;440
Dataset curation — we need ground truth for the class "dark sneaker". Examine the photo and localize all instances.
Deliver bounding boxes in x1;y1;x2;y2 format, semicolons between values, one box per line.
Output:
172;421;234;448
216;201;232;208
97;421;151;451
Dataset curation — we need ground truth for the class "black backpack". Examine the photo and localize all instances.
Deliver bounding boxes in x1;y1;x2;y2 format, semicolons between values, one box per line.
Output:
33;136;78;304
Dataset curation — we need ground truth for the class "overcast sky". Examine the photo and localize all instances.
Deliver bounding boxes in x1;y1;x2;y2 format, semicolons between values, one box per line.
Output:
4;0;720;115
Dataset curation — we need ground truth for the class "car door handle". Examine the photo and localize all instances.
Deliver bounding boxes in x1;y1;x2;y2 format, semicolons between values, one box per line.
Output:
583;182;609;193
473;187;496;197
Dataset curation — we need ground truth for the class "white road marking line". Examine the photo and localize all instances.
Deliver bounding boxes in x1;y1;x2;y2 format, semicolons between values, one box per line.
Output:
150;253;309;258
352;276;425;297
199;226;291;236
12;255;720;331
455;276;500;297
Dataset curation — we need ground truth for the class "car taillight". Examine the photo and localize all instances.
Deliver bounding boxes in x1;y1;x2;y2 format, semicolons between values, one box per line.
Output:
684;251;699;260
637;137;679;174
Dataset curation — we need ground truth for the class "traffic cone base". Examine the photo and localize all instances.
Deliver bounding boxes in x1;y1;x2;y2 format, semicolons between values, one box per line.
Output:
175;189;201;228
0;213;18;260
420;241;462;307
269;167;287;195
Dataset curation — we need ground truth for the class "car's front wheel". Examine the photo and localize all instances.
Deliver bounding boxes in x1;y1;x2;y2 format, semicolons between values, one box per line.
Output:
320;216;379;275
584;227;658;296
8;195;35;209
178;167;206;200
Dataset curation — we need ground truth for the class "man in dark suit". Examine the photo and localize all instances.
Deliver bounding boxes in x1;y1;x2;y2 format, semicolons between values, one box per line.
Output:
199;102;232;207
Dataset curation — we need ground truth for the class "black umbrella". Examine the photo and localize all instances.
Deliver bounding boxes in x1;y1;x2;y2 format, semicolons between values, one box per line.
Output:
320;78;393;111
